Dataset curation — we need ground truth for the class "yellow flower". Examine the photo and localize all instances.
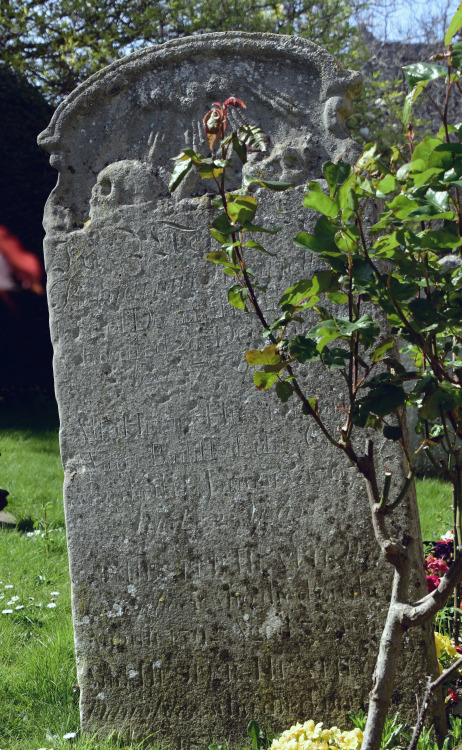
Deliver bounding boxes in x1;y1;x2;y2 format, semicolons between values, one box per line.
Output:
271;720;362;750
338;728;363;750
435;632;457;659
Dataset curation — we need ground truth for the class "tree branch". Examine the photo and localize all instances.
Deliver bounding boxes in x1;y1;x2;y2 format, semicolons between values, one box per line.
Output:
401;549;462;628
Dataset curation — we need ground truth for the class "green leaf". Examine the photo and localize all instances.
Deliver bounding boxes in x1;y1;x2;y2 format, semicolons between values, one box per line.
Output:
328;291;349;304
232;133;247;164
168;159;193;192
396;163;413;181
443;162;462;182
424;188;450;212
253;371;278;390
308;320;340;351
408;298;437;326
309;314;380;350
387;194;420;219
197;163;225;179
412;167;444;187
173;148;204;165
245;345;281;366
246;178;294;191
351;258;375;292
288;336;319;363
237;124;269;153
210;228;228;244
347;187;359;211
293;231;344;267
293;231;323;252
302;397;318;416
276;380;293;402
337;315;381;347
367;384;407;416
403;62;447;89
418;390;450;421
417;229;462;250
322;160;351;196
371;339;394;362
356;144;377;169
242;222;280;234
376;174;396;195
244;240;276;256
387;276;420;301
314;214;339;243
412;137;442;166
279;271;337;308
206;251;240;272
445;6;462;44
227;195;258;224
450;40;462;70
303;183;339;217
382;424;403;441
406;205;454;221
322;346;350;369
228;284;247;310
310;315;380;351
279;279;312;307
371;233;400;259
351;401;371;428
212;213;235;237
247;721;263;750
429;143;462;170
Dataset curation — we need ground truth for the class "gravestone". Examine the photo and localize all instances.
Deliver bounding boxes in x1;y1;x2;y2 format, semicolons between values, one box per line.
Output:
39;33;440;746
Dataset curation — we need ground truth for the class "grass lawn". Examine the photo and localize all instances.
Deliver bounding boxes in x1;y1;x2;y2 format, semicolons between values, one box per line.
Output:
416;477;453;541
0;397;456;749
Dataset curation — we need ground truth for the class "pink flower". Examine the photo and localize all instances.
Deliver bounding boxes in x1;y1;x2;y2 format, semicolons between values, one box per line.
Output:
424;556;449;575
426;574;440;592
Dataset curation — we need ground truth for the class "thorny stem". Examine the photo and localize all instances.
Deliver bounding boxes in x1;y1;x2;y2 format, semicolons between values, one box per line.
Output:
423;87;445;123
214;170;348;455
408;657;462;750
443;70;453;144
453;462;462;645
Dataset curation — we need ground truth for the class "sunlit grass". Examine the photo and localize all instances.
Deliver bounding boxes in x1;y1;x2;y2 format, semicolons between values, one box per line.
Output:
416;477;453;541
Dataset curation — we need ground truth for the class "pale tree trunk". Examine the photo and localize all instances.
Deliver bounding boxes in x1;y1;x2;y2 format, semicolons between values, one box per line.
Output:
357;440;462;750
363;571;406;750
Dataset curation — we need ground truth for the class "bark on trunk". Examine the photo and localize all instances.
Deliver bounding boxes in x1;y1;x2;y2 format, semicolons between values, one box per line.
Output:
362;571;406;750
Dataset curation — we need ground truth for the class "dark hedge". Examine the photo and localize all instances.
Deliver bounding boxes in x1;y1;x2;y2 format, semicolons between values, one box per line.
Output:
0;65;56;396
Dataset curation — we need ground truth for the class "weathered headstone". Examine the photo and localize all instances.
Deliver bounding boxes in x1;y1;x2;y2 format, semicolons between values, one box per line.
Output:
39;33;439;746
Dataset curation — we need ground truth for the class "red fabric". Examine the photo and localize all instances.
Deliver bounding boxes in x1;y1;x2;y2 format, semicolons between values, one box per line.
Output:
0;225;43;293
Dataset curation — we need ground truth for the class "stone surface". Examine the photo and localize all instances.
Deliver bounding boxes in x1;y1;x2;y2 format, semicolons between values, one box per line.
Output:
0;510;16;527
39;33;438;747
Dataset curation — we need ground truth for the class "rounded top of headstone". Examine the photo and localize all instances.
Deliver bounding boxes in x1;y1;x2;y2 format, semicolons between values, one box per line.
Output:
39;33;361;149
38;32;362;234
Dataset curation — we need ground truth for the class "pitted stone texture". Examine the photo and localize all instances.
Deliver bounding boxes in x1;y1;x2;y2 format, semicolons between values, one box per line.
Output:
39;33;437;747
